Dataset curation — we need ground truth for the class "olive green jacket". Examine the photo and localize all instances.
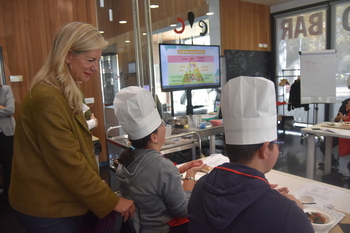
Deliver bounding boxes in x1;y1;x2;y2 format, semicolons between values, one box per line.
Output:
9;83;119;218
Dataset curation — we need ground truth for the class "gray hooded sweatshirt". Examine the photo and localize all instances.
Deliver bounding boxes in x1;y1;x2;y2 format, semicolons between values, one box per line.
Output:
116;149;191;233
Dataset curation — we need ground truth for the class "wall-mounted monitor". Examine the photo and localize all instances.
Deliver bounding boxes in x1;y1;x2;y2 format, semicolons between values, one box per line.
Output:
159;44;220;92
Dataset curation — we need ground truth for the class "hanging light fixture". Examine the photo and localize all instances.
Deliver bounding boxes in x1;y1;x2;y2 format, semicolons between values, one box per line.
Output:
108;0;113;21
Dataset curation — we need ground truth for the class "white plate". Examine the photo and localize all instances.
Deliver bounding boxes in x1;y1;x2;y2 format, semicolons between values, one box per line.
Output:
304;207;345;233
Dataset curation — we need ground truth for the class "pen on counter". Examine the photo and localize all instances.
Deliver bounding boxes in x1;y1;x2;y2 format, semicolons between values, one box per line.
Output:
302;202;316;205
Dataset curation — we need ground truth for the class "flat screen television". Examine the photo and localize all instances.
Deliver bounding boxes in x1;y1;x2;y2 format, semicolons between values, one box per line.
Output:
159;44;221;92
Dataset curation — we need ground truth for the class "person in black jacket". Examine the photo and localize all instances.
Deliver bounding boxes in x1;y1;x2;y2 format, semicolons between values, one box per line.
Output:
288;76;310;111
188;77;313;233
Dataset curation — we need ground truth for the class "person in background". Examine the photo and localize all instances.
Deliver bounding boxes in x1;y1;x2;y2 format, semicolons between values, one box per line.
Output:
113;86;205;233
334;98;350;122
287;76;310;112
76;81;99;130
9;22;134;233
0;81;15;204
188;76;313;233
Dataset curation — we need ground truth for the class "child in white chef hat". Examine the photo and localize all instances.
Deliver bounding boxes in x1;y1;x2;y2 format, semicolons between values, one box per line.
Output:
113;86;205;233
187;76;314;233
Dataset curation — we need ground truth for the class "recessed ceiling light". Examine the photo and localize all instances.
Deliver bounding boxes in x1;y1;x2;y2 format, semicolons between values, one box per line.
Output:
206;12;214;15
143;33;147;35
119;20;127;24
170;24;176;27
150;5;159;8
125;40;130;43
99;31;105;34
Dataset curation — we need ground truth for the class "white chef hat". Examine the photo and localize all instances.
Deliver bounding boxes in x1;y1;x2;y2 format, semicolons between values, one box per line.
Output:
221;76;277;145
113;86;162;140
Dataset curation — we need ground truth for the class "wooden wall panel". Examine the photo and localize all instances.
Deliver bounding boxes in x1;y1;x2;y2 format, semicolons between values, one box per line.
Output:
96;0;207;41
0;0;271;164
0;0;109;163
220;0;270;53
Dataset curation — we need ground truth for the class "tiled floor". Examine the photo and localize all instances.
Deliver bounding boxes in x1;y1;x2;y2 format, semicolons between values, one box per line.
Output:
1;127;350;232
274;129;350;187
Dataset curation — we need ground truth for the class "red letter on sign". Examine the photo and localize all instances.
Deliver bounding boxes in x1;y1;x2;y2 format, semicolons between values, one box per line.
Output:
309;12;323;36
281;18;293;40
174;17;185;34
294;16;307;38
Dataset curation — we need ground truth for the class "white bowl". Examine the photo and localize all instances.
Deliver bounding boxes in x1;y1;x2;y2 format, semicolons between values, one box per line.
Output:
304;208;335;232
296;195;315;204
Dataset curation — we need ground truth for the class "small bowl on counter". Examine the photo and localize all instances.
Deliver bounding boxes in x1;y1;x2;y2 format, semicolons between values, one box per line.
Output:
296;195;316;205
169;116;188;128
210;119;222;126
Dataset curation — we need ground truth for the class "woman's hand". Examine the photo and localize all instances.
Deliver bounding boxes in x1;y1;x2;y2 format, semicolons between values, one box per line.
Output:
113;197;136;222
182;163;206;191
178;159;203;174
335;112;349;122
90;113;99;127
185;163;206;178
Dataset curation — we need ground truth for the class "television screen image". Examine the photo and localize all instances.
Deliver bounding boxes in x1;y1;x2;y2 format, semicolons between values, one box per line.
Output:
159;44;220;92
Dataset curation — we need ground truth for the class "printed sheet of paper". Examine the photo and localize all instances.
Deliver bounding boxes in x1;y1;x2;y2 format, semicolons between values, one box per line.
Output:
294;183;348;212
201;154;229;168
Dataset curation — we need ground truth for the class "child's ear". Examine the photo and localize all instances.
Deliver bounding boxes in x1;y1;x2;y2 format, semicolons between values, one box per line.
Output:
149;133;158;144
257;141;269;160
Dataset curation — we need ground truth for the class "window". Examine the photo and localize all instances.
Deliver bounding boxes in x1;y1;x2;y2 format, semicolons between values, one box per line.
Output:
330;1;350;118
275;7;327;124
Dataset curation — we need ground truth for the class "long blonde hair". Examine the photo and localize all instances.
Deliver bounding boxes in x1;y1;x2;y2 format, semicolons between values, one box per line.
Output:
29;22;108;114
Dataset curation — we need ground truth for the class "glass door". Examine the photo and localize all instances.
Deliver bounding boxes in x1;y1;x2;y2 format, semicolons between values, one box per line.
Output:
100;54;120;105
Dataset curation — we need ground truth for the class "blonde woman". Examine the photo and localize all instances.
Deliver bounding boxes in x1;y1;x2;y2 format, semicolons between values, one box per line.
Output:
9;22;135;233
